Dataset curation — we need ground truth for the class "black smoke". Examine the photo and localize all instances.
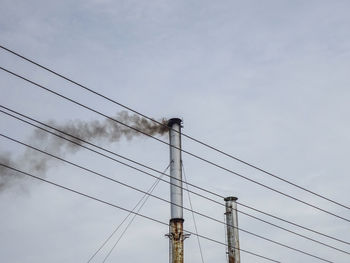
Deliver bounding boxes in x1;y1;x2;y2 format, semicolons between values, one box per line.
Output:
0;111;168;191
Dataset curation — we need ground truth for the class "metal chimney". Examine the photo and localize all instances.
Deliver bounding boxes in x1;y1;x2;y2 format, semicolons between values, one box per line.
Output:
224;196;241;263
167;118;185;263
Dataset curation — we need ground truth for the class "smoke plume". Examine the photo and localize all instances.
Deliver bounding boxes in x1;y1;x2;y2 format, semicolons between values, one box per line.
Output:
0;111;169;191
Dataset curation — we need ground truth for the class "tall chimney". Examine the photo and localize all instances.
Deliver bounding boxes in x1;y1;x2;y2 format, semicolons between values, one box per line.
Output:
225;196;241;263
168;118;184;263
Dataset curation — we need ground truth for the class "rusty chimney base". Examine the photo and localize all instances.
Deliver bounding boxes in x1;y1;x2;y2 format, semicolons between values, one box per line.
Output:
227;252;235;263
168;218;184;263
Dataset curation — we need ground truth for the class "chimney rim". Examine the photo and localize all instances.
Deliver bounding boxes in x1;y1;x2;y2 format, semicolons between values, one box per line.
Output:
167;118;182;127
224;196;238;201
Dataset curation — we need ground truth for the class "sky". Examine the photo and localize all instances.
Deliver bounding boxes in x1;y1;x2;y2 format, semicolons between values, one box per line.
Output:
0;0;350;262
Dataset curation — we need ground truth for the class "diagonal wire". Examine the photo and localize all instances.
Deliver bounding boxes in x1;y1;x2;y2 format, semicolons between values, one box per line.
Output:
182;162;205;263
101;164;169;263
1;66;349;224
0;163;281;263
87;164;169;263
0;133;341;263
1;44;348;211
1;106;350;251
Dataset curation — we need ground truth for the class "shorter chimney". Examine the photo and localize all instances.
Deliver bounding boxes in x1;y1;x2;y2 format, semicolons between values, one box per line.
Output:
225;196;241;263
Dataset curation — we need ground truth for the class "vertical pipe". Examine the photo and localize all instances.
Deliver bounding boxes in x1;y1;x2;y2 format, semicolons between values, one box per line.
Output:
168;118;184;263
169;118;183;219
225;197;241;263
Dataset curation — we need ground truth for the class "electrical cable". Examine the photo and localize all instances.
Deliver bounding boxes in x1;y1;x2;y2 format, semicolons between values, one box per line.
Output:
101;164;169;263
1;44;348;212
0;163;281;263
182;162;205;263
87;165;169;263
0;133;344;262
1;66;349;225
1;106;349;250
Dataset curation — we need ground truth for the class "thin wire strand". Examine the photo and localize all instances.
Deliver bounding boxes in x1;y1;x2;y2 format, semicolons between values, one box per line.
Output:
1;66;349;224
87;165;169;263
1;106;350;250
0;134;343;262
1;44;348;211
182;162;205;263
0;163;281;263
101;164;169;263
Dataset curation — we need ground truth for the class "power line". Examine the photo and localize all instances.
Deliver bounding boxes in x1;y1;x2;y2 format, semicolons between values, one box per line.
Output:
183;162;205;263
1;106;349;250
1;50;349;247
0;107;227;208
87;165;169;263
235;201;350;246
101;164;169;263
0;133;345;262
0;163;281;263
1;66;349;225
1;44;348;212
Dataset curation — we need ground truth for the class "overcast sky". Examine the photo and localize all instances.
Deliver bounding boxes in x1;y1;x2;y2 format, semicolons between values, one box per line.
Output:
1;1;350;262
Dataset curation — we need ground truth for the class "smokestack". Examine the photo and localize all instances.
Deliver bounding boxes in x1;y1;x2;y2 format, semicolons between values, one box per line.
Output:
224;196;241;263
167;118;185;263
